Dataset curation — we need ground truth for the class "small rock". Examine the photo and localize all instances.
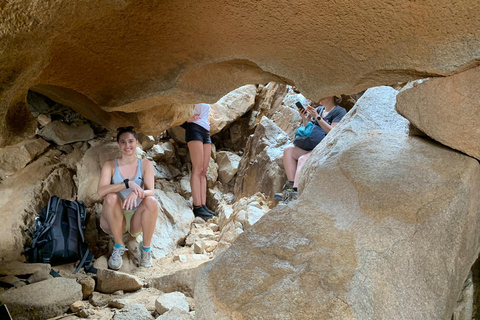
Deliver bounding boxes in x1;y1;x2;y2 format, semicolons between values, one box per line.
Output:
78;308;92;318
0;275;24;287
203;240;218;253
37;114;51;126
93;255;108;270
155;292;189;315
113;290;124;296
193;241;206;254
79;277;95;299
89;292;111;307
207;223;219;232
108;298;129;309
138;133;156;150
173;254;187;263
192;216;205;224
0;262;51;277
96;269;143;294
27;268;53;284
113;303;154;320
156;307;193;319
70;300;85;313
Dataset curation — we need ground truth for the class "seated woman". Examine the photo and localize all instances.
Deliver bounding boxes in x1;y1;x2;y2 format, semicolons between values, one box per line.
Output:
275;96;347;201
97;126;158;270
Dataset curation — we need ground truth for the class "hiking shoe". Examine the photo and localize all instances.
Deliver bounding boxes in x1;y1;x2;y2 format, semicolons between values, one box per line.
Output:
139;241;152;268
193;206;214;220
202;205;217;216
273;192;285;201
108;244;127;270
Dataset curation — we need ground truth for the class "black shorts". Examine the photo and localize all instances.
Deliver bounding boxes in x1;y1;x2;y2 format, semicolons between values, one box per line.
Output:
185;123;211;144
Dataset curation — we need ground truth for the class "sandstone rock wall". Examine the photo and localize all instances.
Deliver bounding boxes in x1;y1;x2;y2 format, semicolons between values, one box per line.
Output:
396;66;480;160
1;0;479;146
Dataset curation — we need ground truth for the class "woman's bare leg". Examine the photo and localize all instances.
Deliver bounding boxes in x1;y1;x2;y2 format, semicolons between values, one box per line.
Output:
283;145;310;182
100;193;126;245
129;196;158;247
294;152;312;188
201;143;211;206
188;140;205;206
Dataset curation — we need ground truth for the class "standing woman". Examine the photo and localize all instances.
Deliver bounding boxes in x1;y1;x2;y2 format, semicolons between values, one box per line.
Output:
98;126;158;270
185;103;216;219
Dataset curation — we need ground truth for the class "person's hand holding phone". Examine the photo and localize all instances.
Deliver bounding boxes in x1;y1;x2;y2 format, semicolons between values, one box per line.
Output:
295;102;308;120
306;105;319;119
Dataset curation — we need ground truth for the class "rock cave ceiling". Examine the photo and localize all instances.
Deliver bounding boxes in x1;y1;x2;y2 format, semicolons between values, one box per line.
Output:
0;0;479;146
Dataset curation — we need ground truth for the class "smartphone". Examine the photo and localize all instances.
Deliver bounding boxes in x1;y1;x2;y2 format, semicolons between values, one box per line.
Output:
295;102;305;111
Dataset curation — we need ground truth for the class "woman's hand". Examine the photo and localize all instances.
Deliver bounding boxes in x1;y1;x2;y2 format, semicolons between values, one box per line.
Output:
128;181;145;199
306;105;319;119
187;114;201;122
123;192;138;210
299;108;308;120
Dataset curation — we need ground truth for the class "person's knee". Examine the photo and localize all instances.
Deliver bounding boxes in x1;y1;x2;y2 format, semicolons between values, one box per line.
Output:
143;196;158;213
283;145;294;157
103;193;120;210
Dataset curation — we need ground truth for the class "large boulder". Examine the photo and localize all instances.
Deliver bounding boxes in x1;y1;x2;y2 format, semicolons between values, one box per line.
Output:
298;85;409;182
1;1;479;146
195;132;480;319
152;189;195;259
75;141;120;206
0;277;82;320
396;66;480;160
37;121;95;145
0;138;49;178
209;85;257;135
0;154;76;262
234;117;288;200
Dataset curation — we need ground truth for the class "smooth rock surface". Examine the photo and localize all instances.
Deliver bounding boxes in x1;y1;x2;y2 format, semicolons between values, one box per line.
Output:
75;141;120;206
96;269;143;294
155;292;189;315
0;277;82;320
396;66;480;160
196;132;480;319
113;303;154;320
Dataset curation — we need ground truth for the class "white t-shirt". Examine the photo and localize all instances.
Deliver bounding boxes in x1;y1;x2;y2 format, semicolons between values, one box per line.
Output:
193;103;210;131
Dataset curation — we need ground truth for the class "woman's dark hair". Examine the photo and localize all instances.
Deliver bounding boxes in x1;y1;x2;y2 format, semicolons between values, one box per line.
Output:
116;126;138;142
333;95;342;105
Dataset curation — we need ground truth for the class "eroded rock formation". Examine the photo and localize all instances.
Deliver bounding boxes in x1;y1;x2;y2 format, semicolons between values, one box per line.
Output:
1;0;479;146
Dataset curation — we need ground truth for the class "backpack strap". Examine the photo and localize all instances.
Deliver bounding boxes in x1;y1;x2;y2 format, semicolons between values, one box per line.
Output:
73;248;97;274
72;201;86;243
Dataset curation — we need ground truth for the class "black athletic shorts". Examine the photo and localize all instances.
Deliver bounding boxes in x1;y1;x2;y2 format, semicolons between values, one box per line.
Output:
185;123;211;144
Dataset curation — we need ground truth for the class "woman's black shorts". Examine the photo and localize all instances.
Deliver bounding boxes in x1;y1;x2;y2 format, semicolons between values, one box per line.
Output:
185;123;211;144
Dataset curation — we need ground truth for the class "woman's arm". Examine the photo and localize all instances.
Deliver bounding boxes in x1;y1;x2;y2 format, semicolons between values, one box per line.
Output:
141;160;155;198
97;161;125;198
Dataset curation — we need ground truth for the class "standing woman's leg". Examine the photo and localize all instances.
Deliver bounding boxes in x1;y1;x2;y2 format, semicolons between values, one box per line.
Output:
188;140;205;206
201;143;212;206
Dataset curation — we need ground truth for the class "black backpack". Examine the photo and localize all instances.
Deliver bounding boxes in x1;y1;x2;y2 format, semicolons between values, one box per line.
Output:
26;196;95;274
